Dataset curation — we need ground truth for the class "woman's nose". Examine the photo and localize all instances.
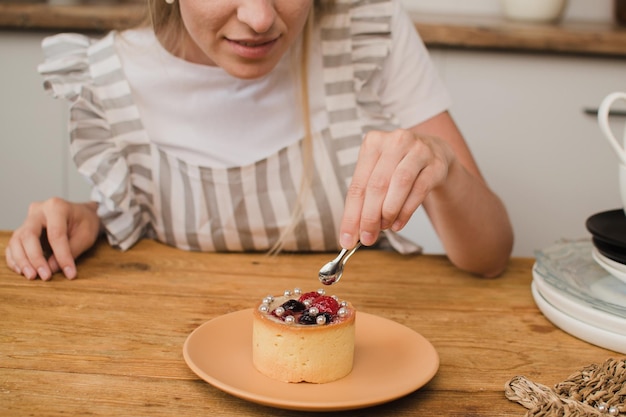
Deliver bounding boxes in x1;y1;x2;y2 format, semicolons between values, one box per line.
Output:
237;0;277;34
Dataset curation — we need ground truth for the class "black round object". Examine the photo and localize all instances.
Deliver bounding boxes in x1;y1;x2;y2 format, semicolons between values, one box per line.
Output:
585;209;626;249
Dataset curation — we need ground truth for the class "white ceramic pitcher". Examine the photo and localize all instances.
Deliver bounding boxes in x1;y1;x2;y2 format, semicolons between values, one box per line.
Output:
598;92;626;209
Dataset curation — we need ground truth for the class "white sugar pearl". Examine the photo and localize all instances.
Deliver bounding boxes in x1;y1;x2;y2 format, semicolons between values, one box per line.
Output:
309;307;319;315
608;406;619;416
284;316;295;324
293;288;302;295
338;307;348;317
275;307;285;317
316;315;327;325
259;304;270;313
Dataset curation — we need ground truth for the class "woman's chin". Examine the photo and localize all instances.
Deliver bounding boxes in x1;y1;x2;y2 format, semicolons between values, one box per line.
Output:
222;60;280;80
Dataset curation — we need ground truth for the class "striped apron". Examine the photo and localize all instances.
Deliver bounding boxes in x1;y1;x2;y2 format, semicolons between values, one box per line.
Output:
38;0;421;254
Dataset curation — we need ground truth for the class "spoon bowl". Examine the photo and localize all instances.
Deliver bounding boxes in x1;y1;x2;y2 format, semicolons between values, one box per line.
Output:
318;242;361;285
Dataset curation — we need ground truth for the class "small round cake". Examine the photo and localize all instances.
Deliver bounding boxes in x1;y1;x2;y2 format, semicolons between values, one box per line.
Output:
252;288;356;383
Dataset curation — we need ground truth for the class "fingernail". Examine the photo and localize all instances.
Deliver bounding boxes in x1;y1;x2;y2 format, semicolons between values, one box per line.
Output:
340;233;353;249
360;232;375;246
48;257;59;273
64;266;76;280
391;220;404;231
23;266;36;280
37;267;51;281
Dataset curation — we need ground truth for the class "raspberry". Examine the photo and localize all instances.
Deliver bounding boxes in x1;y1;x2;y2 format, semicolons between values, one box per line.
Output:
298;291;320;304
310;295;340;315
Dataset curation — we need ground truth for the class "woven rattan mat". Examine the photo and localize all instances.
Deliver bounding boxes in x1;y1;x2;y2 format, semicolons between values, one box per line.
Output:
505;358;626;416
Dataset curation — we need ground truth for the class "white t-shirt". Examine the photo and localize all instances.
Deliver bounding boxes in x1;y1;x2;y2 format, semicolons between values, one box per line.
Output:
115;0;450;168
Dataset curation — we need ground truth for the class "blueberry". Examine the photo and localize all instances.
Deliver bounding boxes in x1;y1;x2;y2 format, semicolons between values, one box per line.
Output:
281;299;306;313
297;311;333;325
320;312;333;324
298;313;317;325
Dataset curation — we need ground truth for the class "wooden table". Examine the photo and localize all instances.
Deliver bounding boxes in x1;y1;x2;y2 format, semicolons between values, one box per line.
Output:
0;230;620;416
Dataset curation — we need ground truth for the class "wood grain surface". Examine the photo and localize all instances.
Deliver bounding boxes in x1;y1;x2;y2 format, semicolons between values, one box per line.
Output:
0;231;620;416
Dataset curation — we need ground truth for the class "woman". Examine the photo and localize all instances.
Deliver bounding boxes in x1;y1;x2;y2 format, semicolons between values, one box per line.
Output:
5;0;513;280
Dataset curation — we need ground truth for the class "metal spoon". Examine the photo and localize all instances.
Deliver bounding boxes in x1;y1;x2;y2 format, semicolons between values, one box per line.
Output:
318;242;362;285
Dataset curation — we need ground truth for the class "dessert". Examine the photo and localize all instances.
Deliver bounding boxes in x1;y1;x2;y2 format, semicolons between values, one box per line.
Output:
252;288;356;383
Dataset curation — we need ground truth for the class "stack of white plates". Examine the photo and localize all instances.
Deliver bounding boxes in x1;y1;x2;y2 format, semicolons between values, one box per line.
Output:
532;239;626;354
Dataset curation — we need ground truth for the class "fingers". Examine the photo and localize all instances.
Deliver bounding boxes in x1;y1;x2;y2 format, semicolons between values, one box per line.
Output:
6;225;47;280
340;135;383;248
381;153;424;231
5;247;22;276
44;213;76;279
7;201;48;279
341;129;449;248
6;198;78;281
358;135;412;245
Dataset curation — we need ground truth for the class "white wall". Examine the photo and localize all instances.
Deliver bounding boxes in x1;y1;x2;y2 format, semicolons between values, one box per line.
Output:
417;50;624;257
0;31;90;228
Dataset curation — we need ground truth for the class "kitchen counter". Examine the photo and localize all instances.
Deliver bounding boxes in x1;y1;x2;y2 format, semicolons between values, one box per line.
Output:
1;3;626;57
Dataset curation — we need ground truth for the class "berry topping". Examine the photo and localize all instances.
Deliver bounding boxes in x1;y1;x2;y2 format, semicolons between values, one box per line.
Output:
260;288;350;326
318;312;333;325
310;295;340;315
298;312;318;325
298;291;320;304
280;299;306;313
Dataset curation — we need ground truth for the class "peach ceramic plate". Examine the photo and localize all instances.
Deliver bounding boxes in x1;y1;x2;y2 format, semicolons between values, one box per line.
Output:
183;309;439;411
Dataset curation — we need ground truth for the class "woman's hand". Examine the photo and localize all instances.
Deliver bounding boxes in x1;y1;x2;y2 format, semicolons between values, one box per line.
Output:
340;128;452;249
340;111;513;277
5;198;101;280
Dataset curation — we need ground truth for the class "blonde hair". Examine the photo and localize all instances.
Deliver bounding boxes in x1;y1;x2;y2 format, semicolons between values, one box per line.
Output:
272;2;338;253
270;5;314;255
144;0;337;253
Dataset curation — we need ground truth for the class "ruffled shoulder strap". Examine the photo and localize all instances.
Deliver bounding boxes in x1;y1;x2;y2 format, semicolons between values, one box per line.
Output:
320;0;422;255
350;0;400;131
37;32;113;101
39;31;153;251
319;0;395;181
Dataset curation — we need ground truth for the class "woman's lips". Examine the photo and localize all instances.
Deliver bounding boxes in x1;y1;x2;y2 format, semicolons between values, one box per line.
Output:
226;37;279;60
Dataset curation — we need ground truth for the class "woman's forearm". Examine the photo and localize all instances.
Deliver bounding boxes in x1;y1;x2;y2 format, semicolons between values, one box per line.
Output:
423;159;514;278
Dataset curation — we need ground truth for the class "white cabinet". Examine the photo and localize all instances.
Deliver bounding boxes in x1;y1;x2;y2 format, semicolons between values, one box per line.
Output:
1;31;624;257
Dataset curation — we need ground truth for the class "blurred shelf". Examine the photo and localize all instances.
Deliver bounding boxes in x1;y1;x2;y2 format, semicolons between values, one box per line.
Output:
1;3;626;57
0;2;146;32
413;13;626;58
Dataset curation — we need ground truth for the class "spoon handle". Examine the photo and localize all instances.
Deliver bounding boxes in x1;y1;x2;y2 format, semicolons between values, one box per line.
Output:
340;241;362;267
